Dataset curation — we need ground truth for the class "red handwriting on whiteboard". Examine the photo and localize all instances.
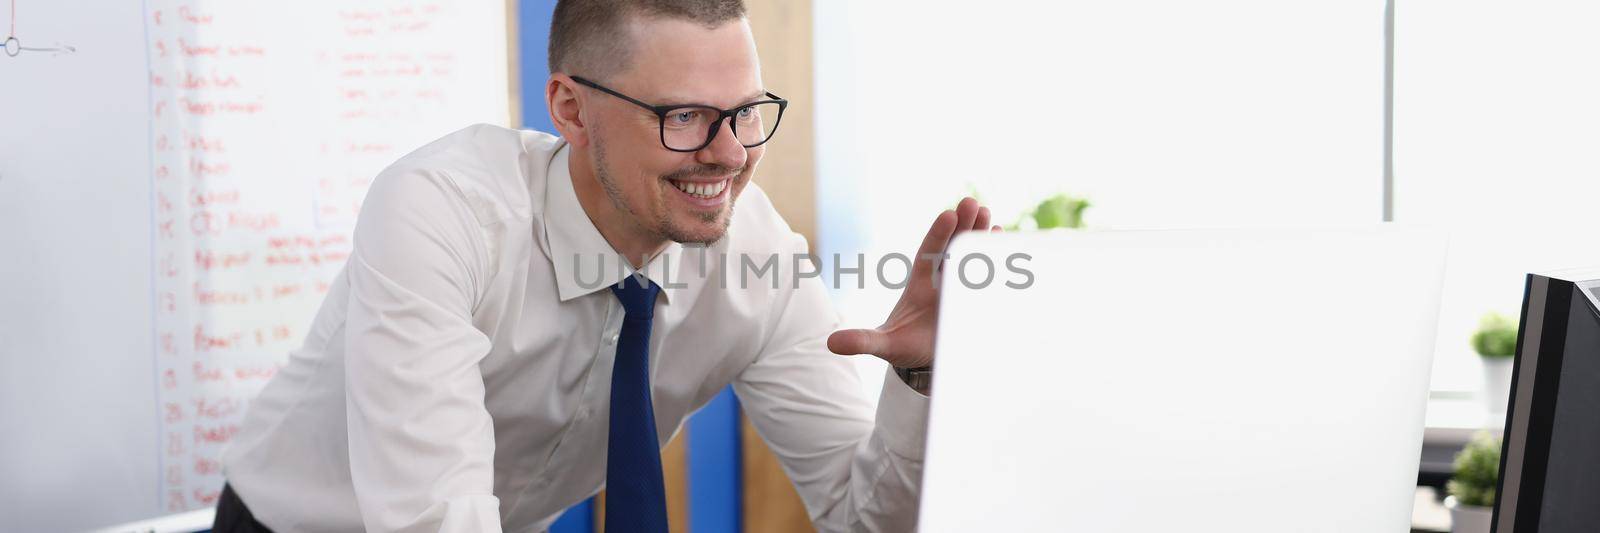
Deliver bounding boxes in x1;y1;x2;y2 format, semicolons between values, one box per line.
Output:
187;157;232;178
194;282;250;306
235;364;279;381
339;9;383;21
228;211;281;232
185;134;227;153
195;249;252;271
193;456;222;476
164;402;185;423
266;234;340;250
189;188;239;207
191;212;221;237
339;9;382;37
177;70;243;91
344;141;393;154
189;209;281;235
264;233;349;267
192;361;227;382
192;423;240;445
192;487;221;506
252;324;294;346
227;45;265;57
177;6;213;25
176;38;220;57
192;397;239;419
272;283;304;299
193;325;243;352
179;97;265;116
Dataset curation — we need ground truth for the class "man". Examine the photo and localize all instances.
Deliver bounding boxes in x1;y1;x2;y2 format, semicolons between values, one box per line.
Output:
216;0;998;531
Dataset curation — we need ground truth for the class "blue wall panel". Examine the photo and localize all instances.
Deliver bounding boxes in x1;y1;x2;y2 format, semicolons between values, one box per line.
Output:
688;387;742;533
519;0;557;134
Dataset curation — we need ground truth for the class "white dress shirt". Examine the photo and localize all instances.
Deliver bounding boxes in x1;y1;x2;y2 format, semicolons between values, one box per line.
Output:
220;124;930;533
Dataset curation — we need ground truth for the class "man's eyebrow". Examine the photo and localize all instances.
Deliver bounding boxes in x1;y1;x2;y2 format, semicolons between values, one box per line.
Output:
654;89;772;108
740;89;771;103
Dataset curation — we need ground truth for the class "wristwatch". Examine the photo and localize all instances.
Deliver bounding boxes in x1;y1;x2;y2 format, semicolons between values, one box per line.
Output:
894;365;933;395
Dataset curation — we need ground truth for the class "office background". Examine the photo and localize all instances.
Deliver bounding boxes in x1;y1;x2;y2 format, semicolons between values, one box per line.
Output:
2;0;1598;531
523;1;1600;530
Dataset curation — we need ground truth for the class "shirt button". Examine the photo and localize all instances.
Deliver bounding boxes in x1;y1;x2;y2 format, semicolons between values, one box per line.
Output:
606;333;619;345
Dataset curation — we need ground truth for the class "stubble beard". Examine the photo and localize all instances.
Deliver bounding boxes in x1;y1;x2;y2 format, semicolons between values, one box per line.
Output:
591;135;738;246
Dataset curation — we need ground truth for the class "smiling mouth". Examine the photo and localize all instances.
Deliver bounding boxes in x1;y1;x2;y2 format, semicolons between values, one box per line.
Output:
668;178;730;199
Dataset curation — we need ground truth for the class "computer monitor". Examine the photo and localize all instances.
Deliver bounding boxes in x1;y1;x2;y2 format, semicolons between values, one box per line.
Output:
922;227;1447;532
1493;268;1600;532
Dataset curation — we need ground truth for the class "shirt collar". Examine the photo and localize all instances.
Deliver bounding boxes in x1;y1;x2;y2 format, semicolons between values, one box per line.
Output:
543;144;684;303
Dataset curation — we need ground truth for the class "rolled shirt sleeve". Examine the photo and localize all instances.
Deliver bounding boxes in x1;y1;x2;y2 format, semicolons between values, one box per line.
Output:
733;232;932;533
343;166;504;533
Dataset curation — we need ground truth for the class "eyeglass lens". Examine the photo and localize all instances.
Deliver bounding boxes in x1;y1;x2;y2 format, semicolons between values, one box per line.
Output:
660;102;782;151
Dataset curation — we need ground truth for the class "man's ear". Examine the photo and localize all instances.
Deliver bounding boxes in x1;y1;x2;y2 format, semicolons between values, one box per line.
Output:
546;74;590;147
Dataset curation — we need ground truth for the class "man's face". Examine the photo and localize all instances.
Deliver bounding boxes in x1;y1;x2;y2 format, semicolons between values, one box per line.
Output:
587;17;766;245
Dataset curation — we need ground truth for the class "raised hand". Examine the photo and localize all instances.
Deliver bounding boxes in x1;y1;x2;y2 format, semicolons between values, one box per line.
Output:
826;197;1001;369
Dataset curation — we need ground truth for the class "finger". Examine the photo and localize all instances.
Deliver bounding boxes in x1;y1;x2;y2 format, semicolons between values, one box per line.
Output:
828;328;892;357
953;198;980;237
991;224;1003;232
916;198;979;284
972;206;991;234
911;209;958;280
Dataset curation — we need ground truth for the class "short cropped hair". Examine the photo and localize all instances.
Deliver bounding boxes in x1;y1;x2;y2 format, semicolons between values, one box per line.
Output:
549;0;747;80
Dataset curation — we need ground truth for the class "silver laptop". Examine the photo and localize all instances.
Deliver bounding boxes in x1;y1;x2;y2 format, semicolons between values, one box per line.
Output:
921;227;1446;532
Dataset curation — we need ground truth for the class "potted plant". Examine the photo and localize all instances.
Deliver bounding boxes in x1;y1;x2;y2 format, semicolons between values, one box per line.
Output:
995;193;1091;231
1471;312;1518;415
1028;194;1090;230
1445;431;1501;533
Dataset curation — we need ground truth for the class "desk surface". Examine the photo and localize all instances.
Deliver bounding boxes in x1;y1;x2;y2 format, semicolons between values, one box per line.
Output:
1411;486;1453;533
90;508;214;533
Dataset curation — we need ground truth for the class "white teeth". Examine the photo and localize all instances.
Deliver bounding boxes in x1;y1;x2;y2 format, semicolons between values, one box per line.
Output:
671;179;728;199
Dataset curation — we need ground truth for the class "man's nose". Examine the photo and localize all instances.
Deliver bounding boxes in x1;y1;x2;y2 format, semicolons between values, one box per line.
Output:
696;117;747;170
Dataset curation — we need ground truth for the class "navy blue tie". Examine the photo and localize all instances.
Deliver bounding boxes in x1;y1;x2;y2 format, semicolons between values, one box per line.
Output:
606;276;668;533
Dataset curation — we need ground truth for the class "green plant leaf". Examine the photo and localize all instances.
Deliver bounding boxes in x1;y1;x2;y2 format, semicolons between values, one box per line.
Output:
1031;194;1090;230
1448;431;1502;507
1471;312;1518;358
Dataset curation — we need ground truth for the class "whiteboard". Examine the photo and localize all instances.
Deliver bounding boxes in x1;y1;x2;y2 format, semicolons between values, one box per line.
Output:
0;1;510;530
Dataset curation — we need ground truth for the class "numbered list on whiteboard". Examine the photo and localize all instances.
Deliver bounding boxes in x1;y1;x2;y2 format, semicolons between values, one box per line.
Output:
145;1;508;511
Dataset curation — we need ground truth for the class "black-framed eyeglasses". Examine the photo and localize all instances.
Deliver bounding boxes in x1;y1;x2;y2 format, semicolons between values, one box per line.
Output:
571;75;788;153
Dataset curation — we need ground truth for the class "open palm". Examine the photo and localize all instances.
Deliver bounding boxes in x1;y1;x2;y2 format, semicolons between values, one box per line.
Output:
827;197;999;369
